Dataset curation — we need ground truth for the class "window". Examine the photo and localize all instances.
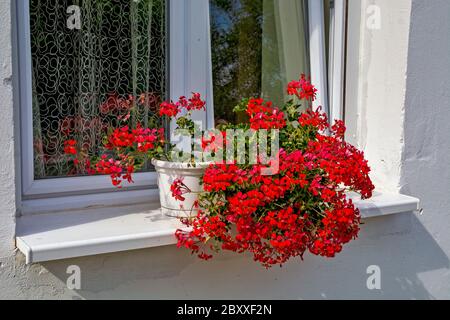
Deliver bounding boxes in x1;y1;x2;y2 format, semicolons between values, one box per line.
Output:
17;0;167;201
208;0;347;125
210;0;310;124
30;0;166;180
16;0;345;212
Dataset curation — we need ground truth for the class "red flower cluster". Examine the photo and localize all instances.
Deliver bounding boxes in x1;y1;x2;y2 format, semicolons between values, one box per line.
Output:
105;125;164;154
98;125;163;186
64;140;77;155
64;124;165;187
176;78;374;268
246;98;286;130
95;155;135;187
184;93;207;111
287;74;318;101
298;108;329;131
170;178;191;201
159;101;179;118
159;93;206;118
65;92;206;188
201;131;228;154
202;164;250;192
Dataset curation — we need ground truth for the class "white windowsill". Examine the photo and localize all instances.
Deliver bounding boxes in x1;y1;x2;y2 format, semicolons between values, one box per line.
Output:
16;192;420;264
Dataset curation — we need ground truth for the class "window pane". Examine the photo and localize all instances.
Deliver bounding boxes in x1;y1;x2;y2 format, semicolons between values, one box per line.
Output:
30;0;167;179
209;0;310;124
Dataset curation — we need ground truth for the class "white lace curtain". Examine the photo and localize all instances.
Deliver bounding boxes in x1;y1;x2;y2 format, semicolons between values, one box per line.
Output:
31;0;166;179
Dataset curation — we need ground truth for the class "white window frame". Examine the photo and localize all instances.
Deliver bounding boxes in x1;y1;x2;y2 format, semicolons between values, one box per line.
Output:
309;0;330;115
15;0;344;214
169;0;215;132
309;0;347;120
328;0;347;121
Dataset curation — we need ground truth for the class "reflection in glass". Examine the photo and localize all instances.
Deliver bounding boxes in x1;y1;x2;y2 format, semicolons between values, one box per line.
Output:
210;0;310;124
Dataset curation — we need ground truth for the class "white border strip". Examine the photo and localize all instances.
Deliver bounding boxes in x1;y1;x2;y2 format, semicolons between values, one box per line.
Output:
329;0;347;121
308;0;329;115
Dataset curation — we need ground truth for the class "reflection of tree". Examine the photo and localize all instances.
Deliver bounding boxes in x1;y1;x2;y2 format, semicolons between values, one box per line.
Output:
210;0;263;124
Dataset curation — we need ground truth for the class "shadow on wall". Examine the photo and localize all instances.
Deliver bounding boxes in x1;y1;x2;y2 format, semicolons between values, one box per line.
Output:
399;0;450;299
41;212;448;299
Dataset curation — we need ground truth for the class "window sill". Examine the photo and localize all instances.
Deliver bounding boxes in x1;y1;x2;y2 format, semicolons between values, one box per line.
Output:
16;192;419;264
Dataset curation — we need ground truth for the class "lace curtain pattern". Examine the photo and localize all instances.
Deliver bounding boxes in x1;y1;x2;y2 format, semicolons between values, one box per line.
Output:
30;0;166;179
209;0;309;124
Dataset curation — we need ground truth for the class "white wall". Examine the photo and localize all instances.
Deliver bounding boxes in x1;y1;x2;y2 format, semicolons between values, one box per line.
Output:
400;0;450;297
0;0;16;259
345;0;412;194
1;0;450;299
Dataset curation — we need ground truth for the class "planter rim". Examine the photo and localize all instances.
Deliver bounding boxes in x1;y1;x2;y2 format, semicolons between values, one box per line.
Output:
151;159;213;169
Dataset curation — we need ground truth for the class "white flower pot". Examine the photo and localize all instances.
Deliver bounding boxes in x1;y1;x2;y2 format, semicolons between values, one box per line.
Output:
152;159;211;218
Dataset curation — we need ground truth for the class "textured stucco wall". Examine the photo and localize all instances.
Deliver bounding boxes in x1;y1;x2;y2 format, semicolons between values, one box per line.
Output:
345;0;412;194
400;0;450;298
0;0;16;259
0;0;449;300
0;0;80;300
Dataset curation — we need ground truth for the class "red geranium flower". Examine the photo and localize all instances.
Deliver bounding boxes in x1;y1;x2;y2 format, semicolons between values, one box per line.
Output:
175;75;374;268
159;101;179;118
287;74;318;101
63;140;77;155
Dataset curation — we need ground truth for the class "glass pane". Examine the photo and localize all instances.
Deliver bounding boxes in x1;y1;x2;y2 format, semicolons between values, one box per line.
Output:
209;0;310;124
30;0;167;179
